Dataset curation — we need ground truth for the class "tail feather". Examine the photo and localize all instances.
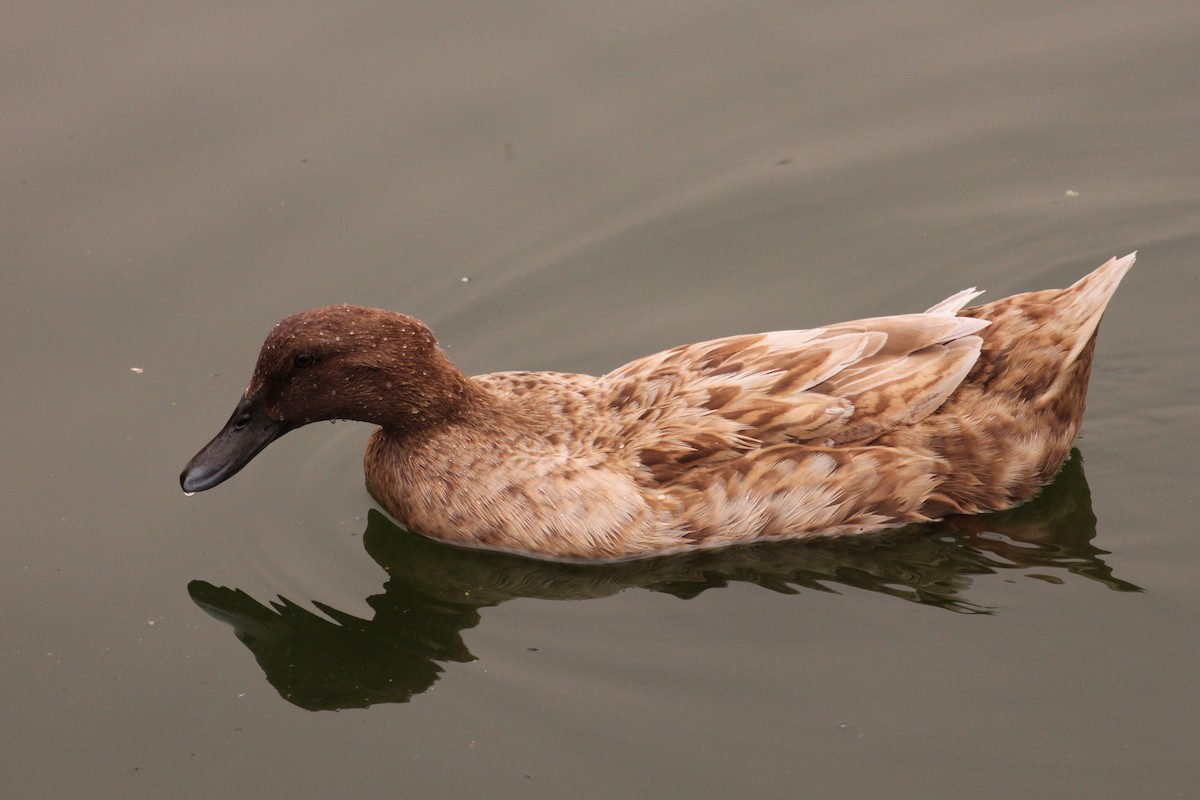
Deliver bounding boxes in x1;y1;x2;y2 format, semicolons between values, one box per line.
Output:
1059;252;1135;366
925;287;986;315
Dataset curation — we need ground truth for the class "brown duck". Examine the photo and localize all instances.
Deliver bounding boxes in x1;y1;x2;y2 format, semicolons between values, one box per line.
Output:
182;253;1134;561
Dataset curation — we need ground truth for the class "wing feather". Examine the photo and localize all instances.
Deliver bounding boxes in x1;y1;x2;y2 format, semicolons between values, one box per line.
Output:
601;305;989;484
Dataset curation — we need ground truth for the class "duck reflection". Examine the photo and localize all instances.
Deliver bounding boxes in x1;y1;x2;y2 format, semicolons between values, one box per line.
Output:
189;450;1138;711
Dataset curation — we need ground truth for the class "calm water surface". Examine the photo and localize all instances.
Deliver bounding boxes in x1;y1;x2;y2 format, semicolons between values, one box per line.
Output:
3;2;1198;798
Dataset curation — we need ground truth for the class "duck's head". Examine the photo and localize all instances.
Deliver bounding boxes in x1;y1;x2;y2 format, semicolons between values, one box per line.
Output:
180;304;473;493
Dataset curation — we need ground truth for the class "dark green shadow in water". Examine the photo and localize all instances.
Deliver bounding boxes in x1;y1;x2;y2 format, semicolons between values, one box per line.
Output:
189;449;1139;711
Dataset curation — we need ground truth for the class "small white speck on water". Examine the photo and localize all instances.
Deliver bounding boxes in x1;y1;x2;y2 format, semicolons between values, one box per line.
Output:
461;276;470;283
1064;189;1080;197
130;367;144;373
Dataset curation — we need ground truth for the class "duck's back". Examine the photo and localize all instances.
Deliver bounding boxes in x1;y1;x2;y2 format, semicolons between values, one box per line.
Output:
597;253;1134;550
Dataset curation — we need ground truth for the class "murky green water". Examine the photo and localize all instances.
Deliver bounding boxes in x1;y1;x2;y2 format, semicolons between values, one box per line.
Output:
4;3;1197;797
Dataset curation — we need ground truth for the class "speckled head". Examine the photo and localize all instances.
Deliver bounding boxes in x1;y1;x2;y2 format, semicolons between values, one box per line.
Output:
180;305;474;493
248;305;444;423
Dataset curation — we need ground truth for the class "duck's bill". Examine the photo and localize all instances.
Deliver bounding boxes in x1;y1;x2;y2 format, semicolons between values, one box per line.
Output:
180;393;293;493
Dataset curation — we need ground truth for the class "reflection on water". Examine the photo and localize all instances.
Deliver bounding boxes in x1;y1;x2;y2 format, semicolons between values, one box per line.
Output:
189;450;1139;711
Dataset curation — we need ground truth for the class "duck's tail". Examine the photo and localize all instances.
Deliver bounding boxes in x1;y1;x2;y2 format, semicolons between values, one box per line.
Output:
960;252;1135;401
1013;252;1135;411
908;253;1135;515
1056;252;1136;367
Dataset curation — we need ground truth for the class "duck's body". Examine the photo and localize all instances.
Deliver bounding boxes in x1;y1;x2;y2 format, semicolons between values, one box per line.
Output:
182;253;1134;561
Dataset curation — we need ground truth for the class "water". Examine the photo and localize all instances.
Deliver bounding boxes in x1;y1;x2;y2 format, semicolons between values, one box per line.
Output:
3;2;1198;797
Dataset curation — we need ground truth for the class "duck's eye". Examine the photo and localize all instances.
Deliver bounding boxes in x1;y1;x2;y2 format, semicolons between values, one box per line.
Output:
293;352;316;369
232;413;251;431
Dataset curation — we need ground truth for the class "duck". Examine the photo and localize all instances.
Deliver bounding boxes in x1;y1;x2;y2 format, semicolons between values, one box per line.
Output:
181;252;1134;561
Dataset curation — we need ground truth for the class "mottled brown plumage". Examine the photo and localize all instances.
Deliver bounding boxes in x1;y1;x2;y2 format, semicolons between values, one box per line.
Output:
182;253;1134;561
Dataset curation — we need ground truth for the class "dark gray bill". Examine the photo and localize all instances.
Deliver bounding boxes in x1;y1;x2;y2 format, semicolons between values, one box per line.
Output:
180;392;293;493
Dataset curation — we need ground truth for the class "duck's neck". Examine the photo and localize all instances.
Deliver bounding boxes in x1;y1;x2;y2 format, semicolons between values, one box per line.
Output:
368;349;493;437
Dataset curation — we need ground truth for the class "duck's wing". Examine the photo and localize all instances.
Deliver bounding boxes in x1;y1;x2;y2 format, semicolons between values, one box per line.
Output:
602;295;990;482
